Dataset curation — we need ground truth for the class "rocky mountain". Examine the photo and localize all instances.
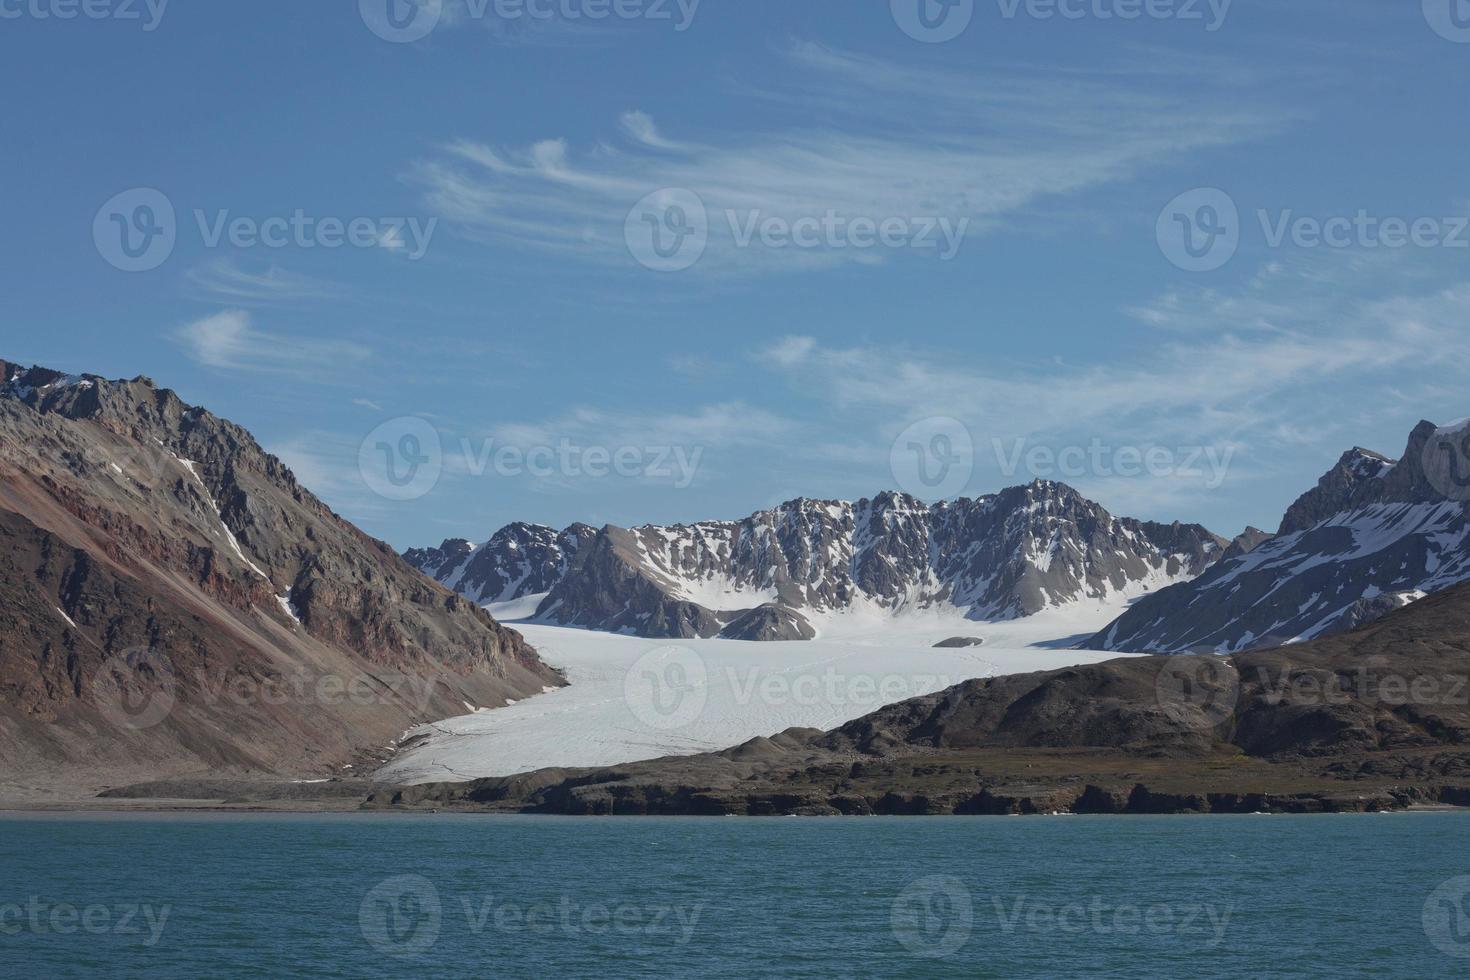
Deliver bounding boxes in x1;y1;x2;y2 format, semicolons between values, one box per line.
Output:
1091;420;1470;654
374;579;1470;816
0;360;561;793
408;483;1228;640
403;522;596;607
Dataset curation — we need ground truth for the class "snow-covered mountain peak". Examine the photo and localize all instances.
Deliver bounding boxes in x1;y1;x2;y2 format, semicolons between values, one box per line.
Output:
408;486;1226;641
1094;419;1470;654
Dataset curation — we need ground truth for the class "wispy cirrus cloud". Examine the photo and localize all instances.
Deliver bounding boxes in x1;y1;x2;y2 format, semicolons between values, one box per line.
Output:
410;41;1289;277
172;310;372;380
748;254;1470;518
183;258;344;306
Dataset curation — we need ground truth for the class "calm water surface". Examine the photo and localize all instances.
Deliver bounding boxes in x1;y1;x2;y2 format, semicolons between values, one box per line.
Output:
2;812;1469;977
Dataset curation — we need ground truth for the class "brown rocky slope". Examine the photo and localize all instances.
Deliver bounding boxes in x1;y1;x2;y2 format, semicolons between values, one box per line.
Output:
0;360;561;796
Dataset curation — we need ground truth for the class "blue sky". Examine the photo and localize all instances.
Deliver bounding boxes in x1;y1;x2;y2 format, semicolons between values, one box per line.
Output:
5;0;1470;549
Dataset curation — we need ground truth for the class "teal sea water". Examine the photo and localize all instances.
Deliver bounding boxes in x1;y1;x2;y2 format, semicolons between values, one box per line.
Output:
2;812;1469;977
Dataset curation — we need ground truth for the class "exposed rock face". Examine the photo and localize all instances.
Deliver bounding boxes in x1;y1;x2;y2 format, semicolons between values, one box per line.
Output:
1091;421;1470;654
718;604;816;642
0;362;561;787
404;523;596;607
1222;526;1273;561
410;482;1226;640
934;637;985;649
368;582;1470;816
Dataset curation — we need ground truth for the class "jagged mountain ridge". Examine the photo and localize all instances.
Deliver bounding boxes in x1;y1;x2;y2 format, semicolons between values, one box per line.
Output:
404;522;597;608
0;360;561;788
1090;420;1470;654
408;483;1228;640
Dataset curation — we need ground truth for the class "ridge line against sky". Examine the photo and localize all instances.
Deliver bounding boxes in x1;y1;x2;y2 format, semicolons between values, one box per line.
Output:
5;0;1469;549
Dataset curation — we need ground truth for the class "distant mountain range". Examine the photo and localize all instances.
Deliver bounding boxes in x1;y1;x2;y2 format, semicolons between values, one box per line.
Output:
411;419;1470;654
0;360;560;788
407;482;1231;641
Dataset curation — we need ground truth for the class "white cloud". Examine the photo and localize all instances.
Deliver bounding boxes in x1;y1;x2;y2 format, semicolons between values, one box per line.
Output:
172;310;372;379
410;42;1286;277
479;402;798;455
749;257;1470;515
183;259;343;306
757;336;816;368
